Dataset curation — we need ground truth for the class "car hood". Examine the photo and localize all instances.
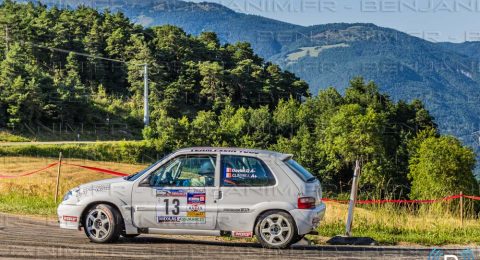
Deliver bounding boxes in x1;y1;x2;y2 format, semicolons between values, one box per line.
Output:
79;177;126;189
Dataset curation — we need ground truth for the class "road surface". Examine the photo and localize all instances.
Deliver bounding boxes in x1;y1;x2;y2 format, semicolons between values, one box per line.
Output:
0;214;477;259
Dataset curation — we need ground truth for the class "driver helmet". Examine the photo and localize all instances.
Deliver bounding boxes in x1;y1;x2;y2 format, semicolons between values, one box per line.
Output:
199;161;214;177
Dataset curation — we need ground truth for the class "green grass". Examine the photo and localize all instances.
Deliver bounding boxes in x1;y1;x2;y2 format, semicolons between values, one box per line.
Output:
319;218;480;245
0;194;57;216
0;131;30;142
317;202;480;246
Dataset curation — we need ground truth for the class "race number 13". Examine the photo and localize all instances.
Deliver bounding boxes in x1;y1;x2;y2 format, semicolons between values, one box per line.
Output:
164;199;180;215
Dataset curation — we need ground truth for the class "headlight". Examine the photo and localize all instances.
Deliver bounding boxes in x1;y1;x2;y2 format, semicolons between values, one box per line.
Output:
63;187;79;202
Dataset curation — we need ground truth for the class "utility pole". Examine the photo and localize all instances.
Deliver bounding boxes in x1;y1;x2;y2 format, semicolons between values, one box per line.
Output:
143;63;149;126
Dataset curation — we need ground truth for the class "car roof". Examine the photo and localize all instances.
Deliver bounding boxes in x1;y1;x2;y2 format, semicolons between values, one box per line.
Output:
176;147;292;160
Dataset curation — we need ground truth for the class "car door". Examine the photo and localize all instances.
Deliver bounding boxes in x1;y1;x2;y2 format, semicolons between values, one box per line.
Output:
132;154;219;230
216;154;278;233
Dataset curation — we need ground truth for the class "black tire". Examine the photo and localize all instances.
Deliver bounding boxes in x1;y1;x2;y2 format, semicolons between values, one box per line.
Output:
291;234;305;244
255;211;297;249
83;204;122;243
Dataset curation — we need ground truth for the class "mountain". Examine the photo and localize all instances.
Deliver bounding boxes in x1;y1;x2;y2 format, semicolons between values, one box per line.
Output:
439;41;480;60
14;0;480;151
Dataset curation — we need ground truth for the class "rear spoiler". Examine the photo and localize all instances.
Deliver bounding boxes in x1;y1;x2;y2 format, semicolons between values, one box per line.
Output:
279;154;293;161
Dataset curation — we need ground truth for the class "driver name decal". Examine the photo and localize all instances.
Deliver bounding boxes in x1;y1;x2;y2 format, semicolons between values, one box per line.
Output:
226;167;257;179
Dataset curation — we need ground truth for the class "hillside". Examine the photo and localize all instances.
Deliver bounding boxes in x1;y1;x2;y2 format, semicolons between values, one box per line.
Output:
0;0;307;133
439;41;480;60
18;0;480;150
271;24;480;146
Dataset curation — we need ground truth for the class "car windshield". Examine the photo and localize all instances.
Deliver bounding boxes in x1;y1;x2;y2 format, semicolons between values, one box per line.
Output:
284;159;317;182
125;153;172;181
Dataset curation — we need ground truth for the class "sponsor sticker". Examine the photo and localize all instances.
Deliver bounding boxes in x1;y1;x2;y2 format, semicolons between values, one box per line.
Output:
187;204;205;212
77;185;110;197
157;216;206;224
187;192;206;204
62;216;78;222
187;211;206;217
156;189;186;197
92;184;110;192
223;208;250;213
157;216;182;223
232;231;253;238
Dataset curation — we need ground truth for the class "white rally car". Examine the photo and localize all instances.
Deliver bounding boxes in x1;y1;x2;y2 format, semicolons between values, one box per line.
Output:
58;147;326;249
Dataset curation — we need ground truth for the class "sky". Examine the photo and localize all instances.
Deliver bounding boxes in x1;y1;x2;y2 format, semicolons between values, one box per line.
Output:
189;0;480;43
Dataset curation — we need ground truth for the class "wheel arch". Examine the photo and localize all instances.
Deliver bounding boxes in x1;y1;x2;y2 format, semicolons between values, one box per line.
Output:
253;209;298;233
80;201;125;228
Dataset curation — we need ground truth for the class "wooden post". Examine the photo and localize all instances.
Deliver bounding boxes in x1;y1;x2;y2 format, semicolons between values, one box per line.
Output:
54;152;63;204
345;160;361;237
460;191;464;227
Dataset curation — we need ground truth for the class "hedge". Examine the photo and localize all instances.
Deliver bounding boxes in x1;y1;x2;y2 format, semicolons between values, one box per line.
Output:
0;141;169;164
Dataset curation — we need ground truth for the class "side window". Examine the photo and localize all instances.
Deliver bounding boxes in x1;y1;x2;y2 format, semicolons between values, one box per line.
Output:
221;155;276;187
149;155;216;187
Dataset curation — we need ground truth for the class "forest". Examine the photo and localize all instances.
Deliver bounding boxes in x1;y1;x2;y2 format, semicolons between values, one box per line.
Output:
0;1;478;198
0;0;308;129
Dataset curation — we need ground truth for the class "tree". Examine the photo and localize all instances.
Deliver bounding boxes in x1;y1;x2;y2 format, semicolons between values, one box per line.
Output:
345;77;391;112
273;98;300;138
217;102;247;147
126;34;158;110
272;125;325;180
199;61;227;106
242;106;273;148
198;31;220;51
190;111;218;146
54;53;88;122
83;18;107;89
408;136;479;199
0;43;44;128
320;104;390;191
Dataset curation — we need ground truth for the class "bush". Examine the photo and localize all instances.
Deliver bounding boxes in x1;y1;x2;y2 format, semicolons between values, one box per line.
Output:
0;141;167;164
408;136;479;199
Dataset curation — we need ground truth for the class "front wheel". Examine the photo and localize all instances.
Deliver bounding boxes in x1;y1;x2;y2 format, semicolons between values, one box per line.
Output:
83;204;122;243
255;211;297;249
291;234;305;244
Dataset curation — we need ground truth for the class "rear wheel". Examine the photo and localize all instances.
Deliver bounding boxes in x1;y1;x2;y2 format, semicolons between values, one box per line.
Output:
83;204;121;243
255;211;297;249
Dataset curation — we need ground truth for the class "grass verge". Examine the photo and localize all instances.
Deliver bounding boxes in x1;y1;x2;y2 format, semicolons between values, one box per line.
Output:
0;131;30;142
317;202;480;245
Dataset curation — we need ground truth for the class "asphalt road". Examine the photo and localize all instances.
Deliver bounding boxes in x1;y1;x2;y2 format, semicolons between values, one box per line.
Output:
0;214;477;260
